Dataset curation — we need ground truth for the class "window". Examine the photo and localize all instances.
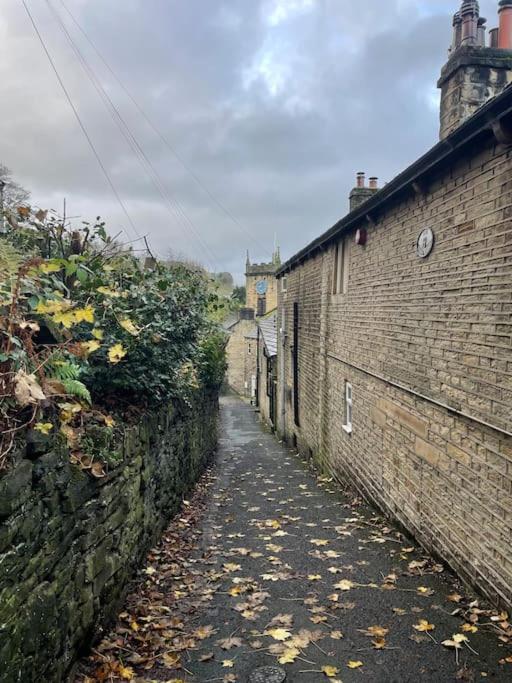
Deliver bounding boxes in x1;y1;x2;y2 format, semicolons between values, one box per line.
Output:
281;276;288;293
343;381;353;434
333;238;349;295
257;297;266;317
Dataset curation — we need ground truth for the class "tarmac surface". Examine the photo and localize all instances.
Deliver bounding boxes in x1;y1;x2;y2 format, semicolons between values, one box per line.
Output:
78;394;512;683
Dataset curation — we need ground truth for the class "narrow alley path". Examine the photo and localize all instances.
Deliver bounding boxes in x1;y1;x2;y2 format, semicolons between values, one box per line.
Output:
78;395;512;683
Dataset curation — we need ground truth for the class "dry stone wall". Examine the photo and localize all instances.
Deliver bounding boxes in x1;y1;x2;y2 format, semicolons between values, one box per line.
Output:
0;390;218;683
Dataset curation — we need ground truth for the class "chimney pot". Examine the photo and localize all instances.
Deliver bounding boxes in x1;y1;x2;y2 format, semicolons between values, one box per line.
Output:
489;26;500;46
369;177;378;190
452;11;463;50
498;0;512;49
356;172;365;188
460;0;480;45
477;16;487;45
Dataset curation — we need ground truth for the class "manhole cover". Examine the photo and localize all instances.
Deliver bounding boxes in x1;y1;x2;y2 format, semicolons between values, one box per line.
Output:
248;666;286;683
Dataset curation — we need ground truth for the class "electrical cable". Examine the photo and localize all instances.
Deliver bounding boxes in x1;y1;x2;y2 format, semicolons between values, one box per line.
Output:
21;0;141;241
45;0;219;270
57;0;273;260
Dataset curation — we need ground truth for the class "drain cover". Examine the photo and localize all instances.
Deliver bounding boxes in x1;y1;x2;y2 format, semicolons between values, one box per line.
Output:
248;666;286;683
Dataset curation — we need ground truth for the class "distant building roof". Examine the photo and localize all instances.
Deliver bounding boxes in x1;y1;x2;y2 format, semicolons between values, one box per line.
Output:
258;311;278;357
222;313;239;331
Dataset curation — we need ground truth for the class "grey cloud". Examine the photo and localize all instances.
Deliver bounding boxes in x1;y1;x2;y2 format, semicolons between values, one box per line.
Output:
0;0;497;281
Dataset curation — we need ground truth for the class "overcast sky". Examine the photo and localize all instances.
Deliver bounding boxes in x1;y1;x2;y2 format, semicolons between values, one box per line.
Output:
0;0;502;280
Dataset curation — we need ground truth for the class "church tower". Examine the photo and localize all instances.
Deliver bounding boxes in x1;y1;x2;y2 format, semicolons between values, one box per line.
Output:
438;1;512;140
245;248;280;317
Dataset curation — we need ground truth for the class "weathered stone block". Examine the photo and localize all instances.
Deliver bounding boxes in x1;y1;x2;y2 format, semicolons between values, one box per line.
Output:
0;389;219;682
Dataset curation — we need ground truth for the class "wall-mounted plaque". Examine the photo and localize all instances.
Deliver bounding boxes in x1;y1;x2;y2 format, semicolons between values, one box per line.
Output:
417;228;435;258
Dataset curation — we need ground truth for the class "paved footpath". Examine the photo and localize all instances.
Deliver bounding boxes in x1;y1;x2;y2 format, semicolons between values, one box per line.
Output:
78;395;512;683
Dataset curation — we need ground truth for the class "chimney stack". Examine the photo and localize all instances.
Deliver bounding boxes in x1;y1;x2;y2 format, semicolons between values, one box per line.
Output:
499;0;512;48
438;1;512;140
349;172;379;212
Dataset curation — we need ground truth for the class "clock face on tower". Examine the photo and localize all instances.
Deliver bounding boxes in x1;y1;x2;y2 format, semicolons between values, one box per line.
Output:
256;280;268;296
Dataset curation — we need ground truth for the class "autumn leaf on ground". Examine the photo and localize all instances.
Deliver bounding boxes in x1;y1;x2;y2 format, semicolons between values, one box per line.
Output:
413;620;435;632
373;638;387;649
311;539;330;546
279;647;300;664
360;625;389;638
348;660;363;668
442;634;468;649
194;625;216;640
223;563;242;572
199;652;214;662
308;574;322;581
334;579;354;591
330;630;344;640
461;623;478;633
322;664;340;677
270;614;294;627
266;628;292;641
417;586;434;596
222;659;235;668
162;653;181;668
447;593;463;603
118;666;134;680
217;637;242;650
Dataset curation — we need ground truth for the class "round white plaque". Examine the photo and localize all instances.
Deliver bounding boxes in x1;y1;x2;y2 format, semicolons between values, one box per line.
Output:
417;228;434;258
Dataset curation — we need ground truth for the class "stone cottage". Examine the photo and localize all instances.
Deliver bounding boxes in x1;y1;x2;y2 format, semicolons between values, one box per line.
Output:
276;0;512;606
225;250;280;398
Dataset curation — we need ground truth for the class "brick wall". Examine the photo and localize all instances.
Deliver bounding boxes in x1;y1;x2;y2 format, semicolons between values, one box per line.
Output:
277;137;512;606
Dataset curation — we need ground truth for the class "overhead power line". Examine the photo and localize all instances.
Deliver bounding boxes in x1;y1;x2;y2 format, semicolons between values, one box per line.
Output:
58;0;273;260
21;0;140;241
45;0;218;271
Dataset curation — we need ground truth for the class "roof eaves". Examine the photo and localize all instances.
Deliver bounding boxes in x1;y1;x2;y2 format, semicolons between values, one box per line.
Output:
277;84;512;277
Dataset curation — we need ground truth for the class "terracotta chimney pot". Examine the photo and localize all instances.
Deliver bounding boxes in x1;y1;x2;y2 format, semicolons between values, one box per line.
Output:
356;172;365;188
369;177;378;190
498;0;512;49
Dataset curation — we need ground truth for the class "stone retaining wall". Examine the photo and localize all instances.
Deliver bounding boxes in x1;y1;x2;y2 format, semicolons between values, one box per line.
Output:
0;390;218;682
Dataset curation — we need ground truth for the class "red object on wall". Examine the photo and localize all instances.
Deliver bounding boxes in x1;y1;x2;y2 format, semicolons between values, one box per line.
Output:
355;227;367;246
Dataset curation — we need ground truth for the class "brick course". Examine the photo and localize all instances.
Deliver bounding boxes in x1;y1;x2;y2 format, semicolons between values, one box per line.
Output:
277;137;512;606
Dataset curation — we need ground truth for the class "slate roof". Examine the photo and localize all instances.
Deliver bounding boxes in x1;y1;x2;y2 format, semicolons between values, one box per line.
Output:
222;314;239;331
258;311;278;357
